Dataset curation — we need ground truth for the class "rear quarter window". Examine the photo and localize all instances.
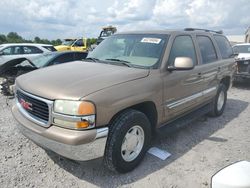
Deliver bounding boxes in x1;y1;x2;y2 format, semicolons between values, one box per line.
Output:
214;35;233;59
43;46;57;52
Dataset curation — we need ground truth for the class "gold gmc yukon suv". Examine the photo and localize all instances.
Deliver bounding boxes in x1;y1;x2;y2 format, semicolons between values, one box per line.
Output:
12;28;235;173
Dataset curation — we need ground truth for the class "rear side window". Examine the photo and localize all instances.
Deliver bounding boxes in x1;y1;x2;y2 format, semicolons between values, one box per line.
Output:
197;36;217;64
74;52;87;60
23;46;43;54
214;35;233;59
168;35;197;65
52;53;74;65
43;46;57;52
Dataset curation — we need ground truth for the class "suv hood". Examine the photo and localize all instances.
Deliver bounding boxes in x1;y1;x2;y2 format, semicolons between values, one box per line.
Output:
16;61;150;100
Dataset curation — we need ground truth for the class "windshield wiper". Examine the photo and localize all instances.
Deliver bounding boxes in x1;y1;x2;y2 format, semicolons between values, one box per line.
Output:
105;58;133;67
85;57;100;62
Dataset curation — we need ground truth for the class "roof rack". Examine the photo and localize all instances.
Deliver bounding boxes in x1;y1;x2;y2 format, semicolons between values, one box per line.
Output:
184;28;223;34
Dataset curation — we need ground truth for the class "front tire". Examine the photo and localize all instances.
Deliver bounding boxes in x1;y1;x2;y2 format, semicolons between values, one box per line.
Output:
104;109;151;173
209;84;227;117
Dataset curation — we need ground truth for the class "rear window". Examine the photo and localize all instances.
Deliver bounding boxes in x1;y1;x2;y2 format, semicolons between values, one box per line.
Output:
43;46;57;52
214;35;233;59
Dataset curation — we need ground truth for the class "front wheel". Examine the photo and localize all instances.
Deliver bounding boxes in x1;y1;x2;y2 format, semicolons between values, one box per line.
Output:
104;109;151;173
209;84;227;117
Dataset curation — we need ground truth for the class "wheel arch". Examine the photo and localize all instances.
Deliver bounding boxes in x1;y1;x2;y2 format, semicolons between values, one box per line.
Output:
220;76;231;90
109;101;158;134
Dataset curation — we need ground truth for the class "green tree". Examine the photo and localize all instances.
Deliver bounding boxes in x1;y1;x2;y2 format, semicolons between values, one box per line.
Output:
0;34;7;44
6;32;23;43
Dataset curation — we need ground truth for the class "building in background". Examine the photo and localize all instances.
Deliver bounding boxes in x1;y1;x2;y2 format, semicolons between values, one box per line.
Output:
246;27;250;43
227;35;245;46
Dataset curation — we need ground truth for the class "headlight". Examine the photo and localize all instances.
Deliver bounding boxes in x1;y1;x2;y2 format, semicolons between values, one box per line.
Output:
53;100;96;130
54;100;95;116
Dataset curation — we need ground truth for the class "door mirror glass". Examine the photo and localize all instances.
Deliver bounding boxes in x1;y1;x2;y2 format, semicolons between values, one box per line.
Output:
168;57;194;71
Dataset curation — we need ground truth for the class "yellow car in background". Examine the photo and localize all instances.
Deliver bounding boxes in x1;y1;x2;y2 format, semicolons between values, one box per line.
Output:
55;38;87;52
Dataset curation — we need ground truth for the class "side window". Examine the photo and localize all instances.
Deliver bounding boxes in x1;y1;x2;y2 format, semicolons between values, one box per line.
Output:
168;35;197;65
214;35;233;59
52;53;74;65
23;46;43;54
2;47;12;55
197;36;217;64
13;46;24;55
75;52;87;60
74;39;84;47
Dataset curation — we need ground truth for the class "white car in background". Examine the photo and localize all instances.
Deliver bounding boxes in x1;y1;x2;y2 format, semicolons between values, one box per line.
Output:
0;43;57;65
232;43;250;82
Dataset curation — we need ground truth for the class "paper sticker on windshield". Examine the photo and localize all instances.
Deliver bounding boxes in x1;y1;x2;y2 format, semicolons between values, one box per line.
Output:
141;38;162;44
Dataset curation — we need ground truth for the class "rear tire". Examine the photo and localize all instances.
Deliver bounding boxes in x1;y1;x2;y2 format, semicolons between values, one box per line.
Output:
209;84;227;117
104;109;151;173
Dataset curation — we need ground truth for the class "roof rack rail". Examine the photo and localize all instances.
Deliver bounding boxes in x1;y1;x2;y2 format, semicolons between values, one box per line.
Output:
184;28;223;34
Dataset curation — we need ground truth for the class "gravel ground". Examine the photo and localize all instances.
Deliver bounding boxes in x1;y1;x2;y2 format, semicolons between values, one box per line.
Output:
1;84;250;188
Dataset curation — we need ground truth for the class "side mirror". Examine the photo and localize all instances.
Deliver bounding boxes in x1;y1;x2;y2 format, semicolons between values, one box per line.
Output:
0;51;4;56
212;161;250;188
168;57;194;71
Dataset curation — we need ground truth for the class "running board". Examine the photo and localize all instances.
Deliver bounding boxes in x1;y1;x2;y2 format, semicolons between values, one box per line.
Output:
156;103;211;137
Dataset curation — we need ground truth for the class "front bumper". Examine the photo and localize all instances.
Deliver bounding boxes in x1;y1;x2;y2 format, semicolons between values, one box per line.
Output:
234;73;250;78
12;105;109;161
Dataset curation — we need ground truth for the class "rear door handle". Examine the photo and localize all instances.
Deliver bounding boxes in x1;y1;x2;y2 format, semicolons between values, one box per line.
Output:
197;72;202;77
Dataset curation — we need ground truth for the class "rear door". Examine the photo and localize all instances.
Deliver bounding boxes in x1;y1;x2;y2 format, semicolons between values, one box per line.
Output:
163;35;205;121
195;35;228;103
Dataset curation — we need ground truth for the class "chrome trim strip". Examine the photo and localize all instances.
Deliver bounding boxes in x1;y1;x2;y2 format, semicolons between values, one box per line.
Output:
166;87;216;109
52;112;96;129
52;112;94;122
15;88;53;128
95;127;109;139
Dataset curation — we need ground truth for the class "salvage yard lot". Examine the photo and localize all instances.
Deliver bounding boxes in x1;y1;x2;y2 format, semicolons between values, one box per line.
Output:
0;85;250;188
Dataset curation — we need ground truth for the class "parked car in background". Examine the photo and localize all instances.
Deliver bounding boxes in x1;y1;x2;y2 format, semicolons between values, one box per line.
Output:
233;43;250;82
0;51;87;96
12;28;235;173
0;43;57;66
54;38;88;52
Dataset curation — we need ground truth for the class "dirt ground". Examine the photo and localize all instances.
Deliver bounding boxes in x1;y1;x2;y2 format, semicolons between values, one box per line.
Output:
0;83;250;188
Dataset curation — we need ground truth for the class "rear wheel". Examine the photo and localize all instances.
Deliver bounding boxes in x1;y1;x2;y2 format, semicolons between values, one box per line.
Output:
104;109;151;173
209;84;227;117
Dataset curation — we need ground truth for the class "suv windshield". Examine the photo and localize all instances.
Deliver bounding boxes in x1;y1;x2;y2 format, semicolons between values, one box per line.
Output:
88;34;169;68
233;45;250;53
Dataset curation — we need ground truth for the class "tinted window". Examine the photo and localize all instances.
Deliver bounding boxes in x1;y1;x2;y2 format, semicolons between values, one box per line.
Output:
168;35;197;65
74;39;84;47
43;46;57;52
214;35;233;58
52;53;74;65
23;46;43;54
75;52;87;60
2;46;24;55
2;47;12;55
197;36;217;64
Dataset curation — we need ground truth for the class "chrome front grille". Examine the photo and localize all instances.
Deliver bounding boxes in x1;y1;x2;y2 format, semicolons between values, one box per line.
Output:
16;89;53;127
237;60;250;73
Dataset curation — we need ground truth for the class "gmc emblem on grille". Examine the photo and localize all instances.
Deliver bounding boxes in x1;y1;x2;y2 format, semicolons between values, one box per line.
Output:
19;98;33;111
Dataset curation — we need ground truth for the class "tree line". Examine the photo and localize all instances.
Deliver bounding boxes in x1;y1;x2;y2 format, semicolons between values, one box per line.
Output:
0;32;97;46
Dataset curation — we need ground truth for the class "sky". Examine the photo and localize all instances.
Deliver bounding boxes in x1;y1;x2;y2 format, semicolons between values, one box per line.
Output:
0;0;249;40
